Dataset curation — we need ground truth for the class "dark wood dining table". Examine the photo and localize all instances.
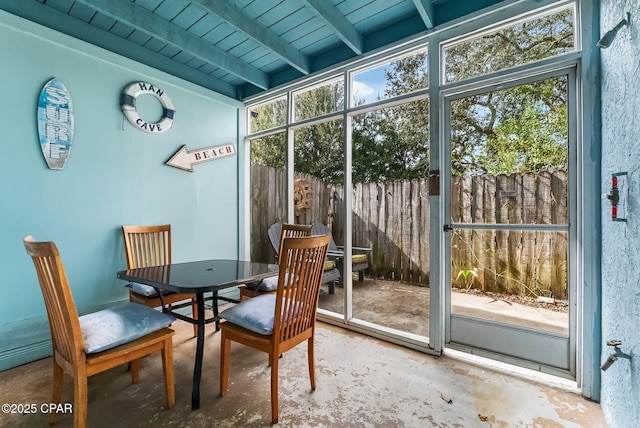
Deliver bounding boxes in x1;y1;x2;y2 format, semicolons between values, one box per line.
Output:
117;259;278;410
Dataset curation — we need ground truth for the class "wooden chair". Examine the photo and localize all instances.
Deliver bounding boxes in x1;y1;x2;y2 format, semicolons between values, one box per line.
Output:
219;234;330;424
241;223;340;299
122;224;198;337
23;236;175;428
239;223;313;300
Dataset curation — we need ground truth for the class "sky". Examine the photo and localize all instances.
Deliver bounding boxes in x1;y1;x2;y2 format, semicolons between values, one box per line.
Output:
351;63;390;104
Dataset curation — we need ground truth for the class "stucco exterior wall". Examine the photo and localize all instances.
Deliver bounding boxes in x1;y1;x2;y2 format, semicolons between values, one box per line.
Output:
599;1;640;426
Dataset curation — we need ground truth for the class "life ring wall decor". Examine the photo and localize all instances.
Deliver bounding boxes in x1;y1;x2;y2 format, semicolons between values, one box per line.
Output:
120;82;175;133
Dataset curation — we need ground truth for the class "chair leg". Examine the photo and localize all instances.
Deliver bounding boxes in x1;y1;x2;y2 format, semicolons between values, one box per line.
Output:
161;338;175;408
270;352;279;424
191;298;198;337
50;360;64;425
308;338;316;391
219;332;230;395
130;358;141;384
358;270;364;282
73;375;88;428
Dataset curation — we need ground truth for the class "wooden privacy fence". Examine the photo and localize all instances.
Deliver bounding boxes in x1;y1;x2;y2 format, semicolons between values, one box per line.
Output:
250;165;569;300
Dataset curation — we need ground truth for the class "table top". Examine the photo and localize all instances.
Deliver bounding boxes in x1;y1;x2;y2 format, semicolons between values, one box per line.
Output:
117;259;278;294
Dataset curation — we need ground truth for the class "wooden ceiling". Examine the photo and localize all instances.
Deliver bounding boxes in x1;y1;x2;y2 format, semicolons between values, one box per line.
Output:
2;0;504;99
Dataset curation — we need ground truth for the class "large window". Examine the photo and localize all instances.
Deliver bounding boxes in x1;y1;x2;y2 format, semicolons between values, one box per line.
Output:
442;6;575;84
249;132;287;263
245;3;577;346
293;79;344;122
248;96;287;134
351;49;428;106
247;43;433;332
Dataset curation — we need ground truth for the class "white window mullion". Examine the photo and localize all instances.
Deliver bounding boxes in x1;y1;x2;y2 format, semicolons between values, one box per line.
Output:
344;69;353;322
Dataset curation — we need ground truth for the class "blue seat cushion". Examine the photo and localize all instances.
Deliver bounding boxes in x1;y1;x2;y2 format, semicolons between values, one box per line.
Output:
244;271;309;292
125;282;177;298
125;282;158;297
79;303;176;354
220;294;276;335
244;275;280;292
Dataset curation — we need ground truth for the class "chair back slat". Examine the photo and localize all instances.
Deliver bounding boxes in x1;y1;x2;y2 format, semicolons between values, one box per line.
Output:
267;223;312;264
277;224;312;264
23;237;85;366
274;234;329;343
122;225;172;269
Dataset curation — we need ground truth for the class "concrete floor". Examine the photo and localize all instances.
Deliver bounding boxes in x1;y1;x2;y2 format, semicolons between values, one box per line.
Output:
0;318;606;428
318;278;568;337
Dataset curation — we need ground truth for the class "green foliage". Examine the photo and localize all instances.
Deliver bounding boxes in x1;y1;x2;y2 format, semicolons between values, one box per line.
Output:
293;120;345;184
250;132;286;168
352;99;429;183
443;8;574;83
294;80;344;121
248;97;286;134
249;9;573;183
451;76;568;175
456;268;478;291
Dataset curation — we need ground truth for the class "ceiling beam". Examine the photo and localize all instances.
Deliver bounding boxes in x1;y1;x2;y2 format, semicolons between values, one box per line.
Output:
301;0;363;55
190;0;310;75
412;0;435;29
74;0;270;89
0;0;240;98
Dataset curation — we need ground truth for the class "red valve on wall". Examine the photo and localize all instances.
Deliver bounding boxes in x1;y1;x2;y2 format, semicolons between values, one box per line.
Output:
609;175;619;219
605;172;627;222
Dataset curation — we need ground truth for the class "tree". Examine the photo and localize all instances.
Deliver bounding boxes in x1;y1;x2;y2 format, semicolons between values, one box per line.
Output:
350;50;430;183
249;97;287;169
352;99;429;182
445;8;573;175
250;7;574;181
478;79;568;174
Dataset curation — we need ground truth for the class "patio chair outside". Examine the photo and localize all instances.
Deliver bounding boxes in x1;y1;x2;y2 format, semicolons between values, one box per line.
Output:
219;234;330;424
240;223;313;300
311;222;370;282
23;236;176;428
269;223;340;294
122;224;198;336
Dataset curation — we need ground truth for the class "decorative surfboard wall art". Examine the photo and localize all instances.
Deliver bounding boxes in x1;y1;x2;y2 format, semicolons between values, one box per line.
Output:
37;78;74;170
120;82;175;133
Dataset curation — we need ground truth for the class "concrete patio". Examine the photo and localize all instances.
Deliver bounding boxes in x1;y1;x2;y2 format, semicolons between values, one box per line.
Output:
318;277;568;337
0;312;602;428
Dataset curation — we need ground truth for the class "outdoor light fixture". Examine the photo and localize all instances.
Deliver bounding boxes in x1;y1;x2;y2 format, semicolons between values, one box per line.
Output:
597;12;631;48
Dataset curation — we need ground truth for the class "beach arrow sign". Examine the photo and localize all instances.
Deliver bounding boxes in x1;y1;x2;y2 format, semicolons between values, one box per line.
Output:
165;143;236;172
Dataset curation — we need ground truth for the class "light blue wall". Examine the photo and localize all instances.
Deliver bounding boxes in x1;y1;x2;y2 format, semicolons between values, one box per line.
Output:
0;11;245;370
599;1;640;427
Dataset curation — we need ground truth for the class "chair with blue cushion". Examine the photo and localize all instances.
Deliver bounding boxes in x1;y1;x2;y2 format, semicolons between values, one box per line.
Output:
122;224;198;336
23;236;176;428
219;233;330;424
